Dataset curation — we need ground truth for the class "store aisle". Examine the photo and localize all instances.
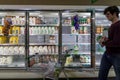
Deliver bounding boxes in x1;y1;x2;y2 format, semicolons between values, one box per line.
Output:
0;77;115;80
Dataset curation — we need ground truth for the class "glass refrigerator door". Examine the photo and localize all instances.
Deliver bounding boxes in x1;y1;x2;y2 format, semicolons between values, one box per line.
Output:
95;12;111;67
29;11;59;68
62;11;91;68
0;11;26;68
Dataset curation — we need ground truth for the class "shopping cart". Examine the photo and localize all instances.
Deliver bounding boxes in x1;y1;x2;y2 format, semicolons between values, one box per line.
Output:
29;49;73;80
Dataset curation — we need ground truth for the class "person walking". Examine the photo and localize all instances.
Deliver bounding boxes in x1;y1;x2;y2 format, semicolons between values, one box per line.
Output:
98;6;120;80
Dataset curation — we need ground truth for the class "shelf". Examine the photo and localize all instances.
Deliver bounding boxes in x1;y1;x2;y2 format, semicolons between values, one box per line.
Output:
12;25;25;26
95;52;104;55
62;34;90;36
80;24;91;26
73;52;91;55
96;62;100;66
80;52;91;55
0;62;25;67
95;43;100;45
0;24;25;26
63;52;91;55
29;43;58;46
77;43;91;45
62;24;71;26
30;34;58;36
96;34;102;35
65;62;91;67
62;24;90;27
62;43;91;45
9;34;24;36
30;54;58;56
62;34;76;35
0;43;25;46
0;54;25;56
39;54;58;55
95;24;110;26
30;24;59;26
62;43;77;45
0;34;24;36
77;34;90;35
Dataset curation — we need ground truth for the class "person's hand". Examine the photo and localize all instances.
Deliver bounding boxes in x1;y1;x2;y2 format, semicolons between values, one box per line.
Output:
99;36;108;47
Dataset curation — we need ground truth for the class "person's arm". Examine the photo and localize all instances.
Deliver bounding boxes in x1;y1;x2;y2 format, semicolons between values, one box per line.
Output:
103;25;120;47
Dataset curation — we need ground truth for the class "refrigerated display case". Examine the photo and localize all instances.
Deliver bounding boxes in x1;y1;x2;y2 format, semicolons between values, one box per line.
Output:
95;11;120;68
0;9;95;71
95;11;111;67
61;11;92;68
28;11;59;68
0;11;26;68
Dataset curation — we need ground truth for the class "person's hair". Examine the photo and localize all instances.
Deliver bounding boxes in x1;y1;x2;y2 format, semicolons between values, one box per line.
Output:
104;6;119;17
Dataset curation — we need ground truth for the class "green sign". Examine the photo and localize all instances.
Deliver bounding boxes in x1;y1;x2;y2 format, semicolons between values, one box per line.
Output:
91;0;98;3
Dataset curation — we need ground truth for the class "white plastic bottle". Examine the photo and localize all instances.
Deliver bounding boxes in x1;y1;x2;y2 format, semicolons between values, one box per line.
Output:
20;27;25;35
41;27;45;34
34;53;39;63
48;27;52;34
39;27;41;34
51;27;55;34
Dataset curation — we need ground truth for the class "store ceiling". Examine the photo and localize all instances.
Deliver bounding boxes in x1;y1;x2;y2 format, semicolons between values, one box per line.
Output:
0;0;119;5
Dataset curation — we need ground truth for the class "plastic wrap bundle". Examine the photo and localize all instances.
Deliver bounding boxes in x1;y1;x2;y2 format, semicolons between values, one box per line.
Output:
2;17;12;36
72;14;79;31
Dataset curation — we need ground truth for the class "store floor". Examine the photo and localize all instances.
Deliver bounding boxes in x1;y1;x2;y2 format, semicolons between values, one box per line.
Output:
0;69;115;80
0;77;115;80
